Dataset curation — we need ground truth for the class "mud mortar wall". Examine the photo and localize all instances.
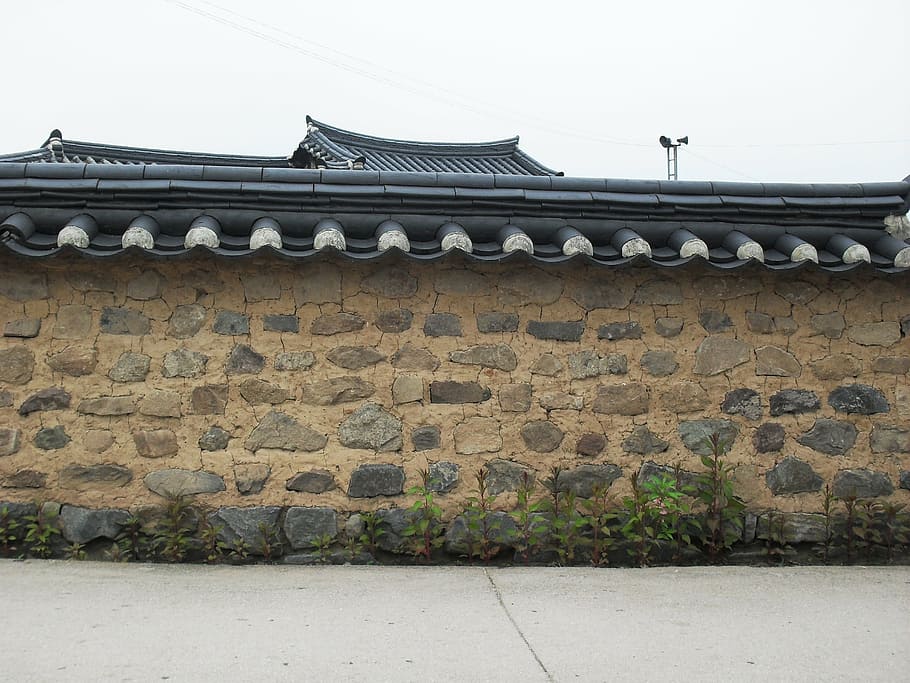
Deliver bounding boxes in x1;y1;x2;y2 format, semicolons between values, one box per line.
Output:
1;255;908;517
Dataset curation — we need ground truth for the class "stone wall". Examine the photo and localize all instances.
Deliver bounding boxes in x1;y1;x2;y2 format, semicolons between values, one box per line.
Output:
1;254;908;521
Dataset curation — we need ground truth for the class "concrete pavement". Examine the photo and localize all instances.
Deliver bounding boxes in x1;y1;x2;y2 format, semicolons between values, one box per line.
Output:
1;561;907;682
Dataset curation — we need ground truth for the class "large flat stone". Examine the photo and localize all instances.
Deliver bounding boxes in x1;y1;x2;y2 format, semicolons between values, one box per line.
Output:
449;344;517;371
190;385;229;415
660;382;709;413
0;346;35;383
77;396;136;416
753;422;785;453
213;310;250;335
144;469;226;497
161;348;208;378
796;419;857;456
520;421;564;453
108;352;151;383
869;425;910;453
375;309;413;333
430;381;491;404
526;320;584;342
286;469;336;493
34;426;70;450
167;304;207;338
133;429;178;458
210;506;282;549
310;312;365;335
19;387;71;415
390;345;439;371
454;418;502;454
559;464;622;498
338;403;402;452
485;459;534;495
245;411;327;452
238;378;290;405
678;419;739;455
765;456;823;495
326;346;386;370
347;464;405;497
622;426;669;455
828;384;889;415
0;272;48;301
46;346;96;377
424;313;462;337
140;390;182;418
721;388;762;421
361;268;418;298
846;322;901;347
597;321;642;340
567;351;627;379
693;337;751;376
284;507;338;549
755;512;827;544
0;428;22;456
59;464;132;490
60;506;130;544
53;305;92;339
568;280;634;310
301;376;375;405
476;312;519;333
769;389;820;416
100;307;150;335
833;469;894;498
755;346;801;377
3;318;41;338
591;383;649;416
225;344;265;374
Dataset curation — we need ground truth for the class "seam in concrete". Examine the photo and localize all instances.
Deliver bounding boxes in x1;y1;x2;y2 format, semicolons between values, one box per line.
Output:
484;568;553;682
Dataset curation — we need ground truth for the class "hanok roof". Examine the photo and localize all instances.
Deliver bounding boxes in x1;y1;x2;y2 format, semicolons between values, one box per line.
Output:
0;116;560;175
0;125;908;274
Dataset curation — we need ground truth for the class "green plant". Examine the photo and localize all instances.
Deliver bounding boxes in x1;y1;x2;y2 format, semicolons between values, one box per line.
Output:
642;467;698;563
463;467;502;563
880;502;909;564
153;494;195;563
116;515;147;561
620;472;659;567
855;500;882;558
310;533;334;564
255;521;283;563
104;542;129;563
0;506;21;556
509;472;547;564
197;518;228;564
402;468;445;562
344;534;363;563
358;511;385;557
840;494;858;564
819;484;835;564
65;541;87;561
24;505;61;559
695;433;745;562
229;538;250;563
581;484;615;566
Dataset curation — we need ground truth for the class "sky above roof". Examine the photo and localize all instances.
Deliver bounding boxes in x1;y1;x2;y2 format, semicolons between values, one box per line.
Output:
2;0;907;183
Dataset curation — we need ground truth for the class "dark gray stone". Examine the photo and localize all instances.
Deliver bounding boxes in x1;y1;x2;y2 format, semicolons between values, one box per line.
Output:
19;387;71;415
444;512;518;555
144;469;225;497
746;311;775;334
100;307;150;335
60;506;130;544
46;346;96;377
721;388;763;421
622;426;669;455
558;464;622;498
567;351;627;379
756;512;827;544
638;462;699;491
59;464;132;490
301;376;375;405
338;403;402;452
198;426;230;451
326;346;386;370
576;433;607;456
678;419;739;455
769;389;820;416
211;506;282;549
347;464;405;497
640;350;677;376
362;268;418;298
428;461;459;493
213;311;250;335
486;459;534;495
275;351;316;371
310;312;366;335
108;352;151;383
833;469;894;498
797;419;857;456
3;318;41;338
245;411;327;452
411;426;441;451
900;471;909;490
870;425;910;453
0;346;35;384
374;508;424;553
476;312;519;333
225;345;265;375
526;320;584;342
765;456;823;495
654;317;684;338
375;309;413;333
263;314;299;333
167;304;206;339
597;321;642;340
699;310;733;332
449;344;517;371
390;345;440;371
34;426;70;450
520;421;564;453
0;389;12;407
286;469;336;493
828;384;890;415
424;313;462;337
77;396;136;416
2;470;46;488
429;381;491;404
810;312;846;339
753;423;785;453
872;356;910;375
162;348;208;378
190;385;228;415
284;507;338;549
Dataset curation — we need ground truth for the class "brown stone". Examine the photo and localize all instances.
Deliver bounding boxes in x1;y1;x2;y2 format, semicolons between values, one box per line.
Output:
301;376;376;405
591;383;650;416
167;304;207;338
139;391;182;418
622;426;669;455
84;430;115;453
127;270;164;300
539;392;583;411
520;421;564;453
530;353;563;376
133;429;179;458
390;344;439;371
810;355;862;380
847;322;901;347
18;387;70;415
286;469;336;493
0;346;35;384
245;411;327;452
775;281;819;305
161;348;208;378
568;280;633;310
239;378;290;405
375;309;413;333
293;263;342;304
755;346;801;377
633;279;683;305
454;418;502;455
746;311;775;334
0;389;12;407
693;276;761;300
576;433;607;456
0;428;21;456
2;470;46;489
361;268;418;298
660;382;710;412
241;274;281;301
809;312;846;339
392;375;423;404
326;346;387;370
869;425;910;453
449;344;517;371
190;385;229;415
654;317;684;338
500;383;532;412
872;356;910;375
0;272;47;301
53;304;92;339
310;312;366;335
4;318;41;338
640;350;678;376
234;464;271;495
693;336;750;376
46;346;96;377
498;269;563;305
77;396;136;416
434;269;488;295
59;463;132;490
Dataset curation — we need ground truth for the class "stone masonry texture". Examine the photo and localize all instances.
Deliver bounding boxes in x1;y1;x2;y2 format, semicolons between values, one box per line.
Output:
0;255;907;520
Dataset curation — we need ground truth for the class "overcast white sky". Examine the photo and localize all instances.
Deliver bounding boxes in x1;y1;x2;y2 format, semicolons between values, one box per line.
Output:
1;0;907;183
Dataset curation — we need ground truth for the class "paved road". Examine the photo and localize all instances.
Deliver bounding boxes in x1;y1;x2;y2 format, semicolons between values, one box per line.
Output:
1;561;907;682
